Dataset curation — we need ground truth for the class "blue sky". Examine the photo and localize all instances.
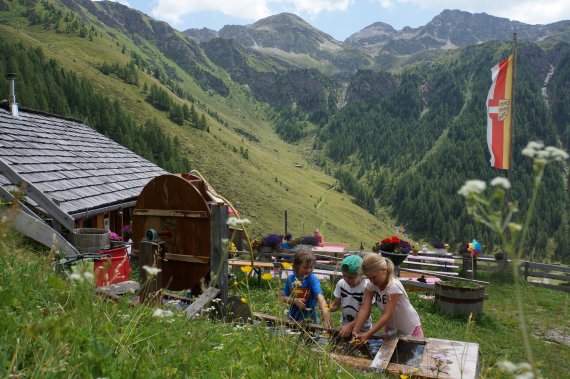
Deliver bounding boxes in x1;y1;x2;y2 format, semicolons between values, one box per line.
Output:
113;0;570;41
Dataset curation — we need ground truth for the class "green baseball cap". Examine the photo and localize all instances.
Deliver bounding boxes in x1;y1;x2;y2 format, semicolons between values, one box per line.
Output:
341;255;363;275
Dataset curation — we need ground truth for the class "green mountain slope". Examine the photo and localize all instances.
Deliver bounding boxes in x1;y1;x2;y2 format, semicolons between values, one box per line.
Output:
0;0;390;246
320;42;570;261
1;1;568;261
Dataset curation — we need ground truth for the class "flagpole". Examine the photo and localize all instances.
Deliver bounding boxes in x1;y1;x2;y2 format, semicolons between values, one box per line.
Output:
507;33;517;202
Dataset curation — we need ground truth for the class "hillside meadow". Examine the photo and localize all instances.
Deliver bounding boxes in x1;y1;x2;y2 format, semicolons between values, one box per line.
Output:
0;20;394;248
1;221;568;378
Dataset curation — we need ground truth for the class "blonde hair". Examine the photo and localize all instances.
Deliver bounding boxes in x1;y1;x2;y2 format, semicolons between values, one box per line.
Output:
361;253;395;286
293;250;316;274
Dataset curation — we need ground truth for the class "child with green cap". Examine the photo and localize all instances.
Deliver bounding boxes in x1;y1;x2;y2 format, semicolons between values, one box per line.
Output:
329;254;372;337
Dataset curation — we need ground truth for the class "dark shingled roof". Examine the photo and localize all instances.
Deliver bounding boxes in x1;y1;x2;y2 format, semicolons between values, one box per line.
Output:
0;104;168;218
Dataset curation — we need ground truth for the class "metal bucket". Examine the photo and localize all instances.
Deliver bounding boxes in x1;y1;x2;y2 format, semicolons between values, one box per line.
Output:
70;228;110;253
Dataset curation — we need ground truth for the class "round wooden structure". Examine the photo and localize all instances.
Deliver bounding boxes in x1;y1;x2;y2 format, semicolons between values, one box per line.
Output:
434;281;485;315
133;174;214;292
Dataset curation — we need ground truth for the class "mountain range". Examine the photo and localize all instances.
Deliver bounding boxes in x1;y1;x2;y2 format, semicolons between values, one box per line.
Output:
0;0;569;260
186;9;570;73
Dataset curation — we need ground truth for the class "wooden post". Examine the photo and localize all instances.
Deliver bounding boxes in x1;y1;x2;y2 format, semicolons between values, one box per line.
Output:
139;240;164;301
211;204;228;305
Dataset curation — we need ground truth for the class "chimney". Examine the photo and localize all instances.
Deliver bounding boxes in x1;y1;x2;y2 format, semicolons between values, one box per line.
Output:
6;73;19;117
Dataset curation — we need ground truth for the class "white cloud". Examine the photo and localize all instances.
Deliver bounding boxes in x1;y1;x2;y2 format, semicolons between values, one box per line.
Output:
152;0;272;25
285;0;354;17
152;0;354;25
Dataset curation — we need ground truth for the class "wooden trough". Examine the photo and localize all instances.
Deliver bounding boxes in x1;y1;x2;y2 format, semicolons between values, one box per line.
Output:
254;312;480;378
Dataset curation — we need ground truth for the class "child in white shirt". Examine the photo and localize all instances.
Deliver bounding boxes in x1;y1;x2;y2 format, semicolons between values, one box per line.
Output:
330;254;372;337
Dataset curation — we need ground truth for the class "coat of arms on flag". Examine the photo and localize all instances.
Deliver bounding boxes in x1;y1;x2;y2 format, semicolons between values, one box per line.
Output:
487;98;510;121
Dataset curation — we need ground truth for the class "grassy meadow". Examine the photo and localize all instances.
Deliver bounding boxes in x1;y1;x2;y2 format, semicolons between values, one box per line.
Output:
1;222;568;378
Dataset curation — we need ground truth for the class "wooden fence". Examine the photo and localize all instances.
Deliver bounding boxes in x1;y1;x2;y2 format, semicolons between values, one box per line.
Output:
519;261;570;292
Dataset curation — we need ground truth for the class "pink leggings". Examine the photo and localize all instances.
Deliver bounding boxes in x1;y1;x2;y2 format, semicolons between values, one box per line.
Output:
385;325;424;337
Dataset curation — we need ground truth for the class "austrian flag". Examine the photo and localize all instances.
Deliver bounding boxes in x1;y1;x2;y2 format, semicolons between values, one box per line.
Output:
486;55;514;170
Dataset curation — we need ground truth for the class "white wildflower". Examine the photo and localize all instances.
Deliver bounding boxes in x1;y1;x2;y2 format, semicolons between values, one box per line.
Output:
514;372;535;379
498;360;517;373
152;309;174;318
521;147;535;158
490;177;511;189
213;343;224;350
143;265;161;276
68;273;82;282
83;271;94;280
226;217;251;227
458;180;487;197
508;223;523;232
522;141;544;158
544;146;569;161
516;362;533;371
536;150;549;159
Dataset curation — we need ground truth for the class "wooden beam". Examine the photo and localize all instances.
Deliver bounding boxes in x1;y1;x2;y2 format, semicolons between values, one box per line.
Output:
329;353;372;371
185;286;220;319
370;335;399;370
1;206;80;257
163;253;210;264
133;209;209;219
0;158;75;230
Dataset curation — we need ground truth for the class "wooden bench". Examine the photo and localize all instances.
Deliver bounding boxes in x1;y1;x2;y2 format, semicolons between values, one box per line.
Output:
402;255;459;273
228;259;276;282
399;267;460;277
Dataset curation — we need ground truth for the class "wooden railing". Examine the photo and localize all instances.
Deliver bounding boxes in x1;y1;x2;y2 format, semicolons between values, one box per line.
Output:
519;261;570;292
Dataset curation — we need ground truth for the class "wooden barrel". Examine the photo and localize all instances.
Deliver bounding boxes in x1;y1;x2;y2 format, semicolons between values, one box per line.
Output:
434;281;485;315
70;228;110;253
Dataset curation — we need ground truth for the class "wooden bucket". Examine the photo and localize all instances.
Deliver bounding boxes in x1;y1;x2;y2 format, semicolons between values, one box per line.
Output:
70;228;110;253
434;281;485;315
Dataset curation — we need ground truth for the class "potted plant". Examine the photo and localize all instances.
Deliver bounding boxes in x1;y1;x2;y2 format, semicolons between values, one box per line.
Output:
432;241;450;254
372;235;412;266
260;233;283;253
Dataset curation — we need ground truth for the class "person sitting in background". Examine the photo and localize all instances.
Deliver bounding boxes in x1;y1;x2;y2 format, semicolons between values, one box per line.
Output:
282;233;293;249
314;229;325;246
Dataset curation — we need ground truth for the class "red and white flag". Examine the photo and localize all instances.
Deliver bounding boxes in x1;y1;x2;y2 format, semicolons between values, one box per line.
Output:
486;55;514;170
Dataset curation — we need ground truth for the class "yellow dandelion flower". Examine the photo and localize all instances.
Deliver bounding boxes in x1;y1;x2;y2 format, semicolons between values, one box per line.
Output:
229;242;237;252
400;375;409;379
261;273;273;281
240;265;253;273
282;262;292;269
413;367;419;372
241;297;247;303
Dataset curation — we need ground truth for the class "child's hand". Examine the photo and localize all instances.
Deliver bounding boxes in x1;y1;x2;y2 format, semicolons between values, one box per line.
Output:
293;298;306;310
321;310;333;328
353;331;370;344
339;324;352;337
